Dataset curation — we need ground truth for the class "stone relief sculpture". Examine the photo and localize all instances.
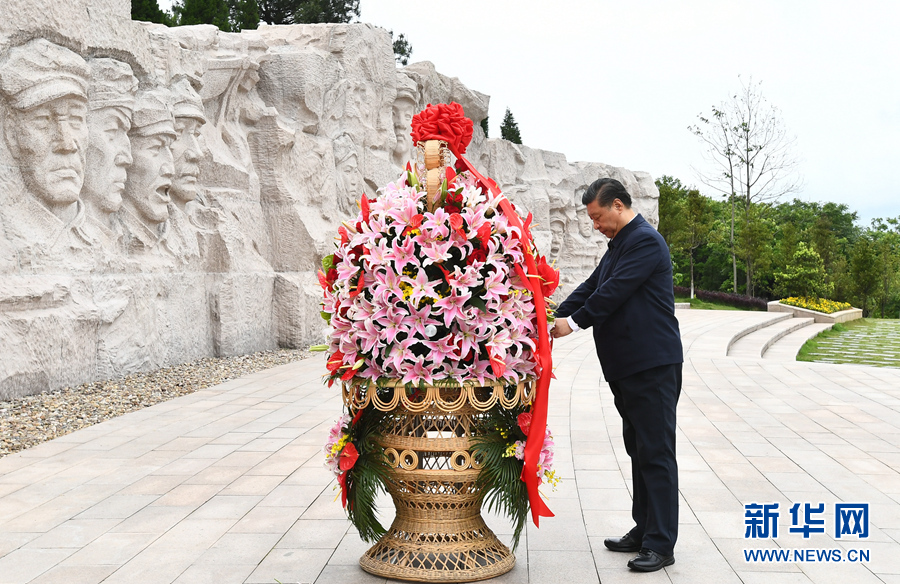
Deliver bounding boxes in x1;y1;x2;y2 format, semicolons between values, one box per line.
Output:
166;77;206;262
333;132;363;216
0;1;659;398
119;88;176;258
391;72;417;167
82;57;137;250
0;39;92;262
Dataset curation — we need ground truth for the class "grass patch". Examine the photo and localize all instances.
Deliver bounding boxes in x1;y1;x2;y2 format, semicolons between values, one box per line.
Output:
675;296;745;311
798;318;900;368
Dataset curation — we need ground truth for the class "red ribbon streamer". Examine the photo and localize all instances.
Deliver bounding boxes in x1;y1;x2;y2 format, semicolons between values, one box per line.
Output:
452;151;555;527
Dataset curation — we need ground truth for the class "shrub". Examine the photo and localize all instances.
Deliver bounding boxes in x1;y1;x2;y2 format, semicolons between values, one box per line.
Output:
674;286;768;310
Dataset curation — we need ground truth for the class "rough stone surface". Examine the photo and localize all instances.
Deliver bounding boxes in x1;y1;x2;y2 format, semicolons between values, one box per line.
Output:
0;0;659;398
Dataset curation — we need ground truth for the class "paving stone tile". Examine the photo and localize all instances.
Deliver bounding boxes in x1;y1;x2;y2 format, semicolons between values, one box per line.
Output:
0;547;75;583
62;532;158;565
245;547;332;584
25;518;120;549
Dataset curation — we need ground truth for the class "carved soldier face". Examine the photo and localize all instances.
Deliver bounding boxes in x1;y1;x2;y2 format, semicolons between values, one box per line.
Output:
338;154;362;201
5;95;88;209
550;219;565;258
124;129;175;225
170;116;203;205
577;207;593;238
392;97;415;164
83;107;132;214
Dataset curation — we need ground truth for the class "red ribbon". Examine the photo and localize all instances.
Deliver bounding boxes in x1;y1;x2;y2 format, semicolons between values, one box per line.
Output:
452;151;555;527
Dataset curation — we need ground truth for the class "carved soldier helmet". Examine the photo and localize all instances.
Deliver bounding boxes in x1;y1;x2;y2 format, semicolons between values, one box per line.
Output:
169;77;206;124
88;58;138;113
0;38;89;110
130;89;175;139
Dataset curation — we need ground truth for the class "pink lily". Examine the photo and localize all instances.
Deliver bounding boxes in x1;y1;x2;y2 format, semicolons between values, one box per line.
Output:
434;287;472;327
403;270;440;305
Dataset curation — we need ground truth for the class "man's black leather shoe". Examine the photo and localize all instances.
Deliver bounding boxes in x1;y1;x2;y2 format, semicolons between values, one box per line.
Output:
603;532;642;553
627;548;675;572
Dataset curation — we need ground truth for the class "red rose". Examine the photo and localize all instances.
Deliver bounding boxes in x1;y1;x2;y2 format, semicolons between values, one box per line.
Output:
467;248;487;265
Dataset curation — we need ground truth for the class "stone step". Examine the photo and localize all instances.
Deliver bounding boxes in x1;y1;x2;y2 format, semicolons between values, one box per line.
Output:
763;322;836;361
679;310;792;359
727;316;815;359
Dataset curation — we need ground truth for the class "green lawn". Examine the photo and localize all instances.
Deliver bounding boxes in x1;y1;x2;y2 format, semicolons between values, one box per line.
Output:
798;318;900;368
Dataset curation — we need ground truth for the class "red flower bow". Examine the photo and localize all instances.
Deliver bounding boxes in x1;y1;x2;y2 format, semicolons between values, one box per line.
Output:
410;102;474;155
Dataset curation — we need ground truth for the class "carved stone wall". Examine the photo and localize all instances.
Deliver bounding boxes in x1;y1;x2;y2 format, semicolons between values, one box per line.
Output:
0;0;659;399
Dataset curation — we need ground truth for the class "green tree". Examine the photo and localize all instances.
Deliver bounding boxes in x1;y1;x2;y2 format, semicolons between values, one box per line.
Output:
480;116;489;138
870;218;900;318
294;0;359;23
174;0;232;30
390;30;413;66
690;77;802;295
257;0;357;24
229;0;259;30
132;0;174;25
773;242;830;299
500;107;522;144
669;188;714;298
655;175;687;246
848;236;880;316
734;202;774;297
257;0;295;23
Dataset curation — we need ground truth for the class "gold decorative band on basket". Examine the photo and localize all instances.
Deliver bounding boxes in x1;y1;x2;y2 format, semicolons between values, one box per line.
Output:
342;379;534;413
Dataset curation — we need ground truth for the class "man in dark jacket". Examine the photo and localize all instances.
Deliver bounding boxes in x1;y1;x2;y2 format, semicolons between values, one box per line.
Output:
552;177;683;572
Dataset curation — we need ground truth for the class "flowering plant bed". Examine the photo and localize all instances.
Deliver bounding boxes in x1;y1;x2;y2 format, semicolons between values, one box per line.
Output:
779;296;852;314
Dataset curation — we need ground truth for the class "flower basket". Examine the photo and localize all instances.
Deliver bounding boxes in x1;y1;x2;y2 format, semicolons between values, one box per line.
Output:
320;103;558;582
352;380;532;581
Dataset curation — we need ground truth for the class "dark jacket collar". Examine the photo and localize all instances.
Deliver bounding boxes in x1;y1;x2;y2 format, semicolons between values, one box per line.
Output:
608;213;645;249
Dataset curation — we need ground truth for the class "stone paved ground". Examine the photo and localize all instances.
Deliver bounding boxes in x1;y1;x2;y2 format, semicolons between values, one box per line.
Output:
1;309;899;583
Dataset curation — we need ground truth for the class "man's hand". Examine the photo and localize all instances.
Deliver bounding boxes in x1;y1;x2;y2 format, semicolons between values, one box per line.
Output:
551;318;573;338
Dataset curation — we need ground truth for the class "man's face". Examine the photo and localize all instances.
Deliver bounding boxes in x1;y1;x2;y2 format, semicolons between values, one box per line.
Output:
587;199;625;239
83;107;132;213
170;116;203;205
124;131;174;225
6;96;88;208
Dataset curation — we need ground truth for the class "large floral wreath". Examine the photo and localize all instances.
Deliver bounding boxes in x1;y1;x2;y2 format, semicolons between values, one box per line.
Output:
319;166;556;387
318;103;559;543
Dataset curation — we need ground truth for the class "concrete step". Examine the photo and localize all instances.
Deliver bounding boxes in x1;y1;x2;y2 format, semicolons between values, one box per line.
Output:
763;322;835;361
727;316;815;359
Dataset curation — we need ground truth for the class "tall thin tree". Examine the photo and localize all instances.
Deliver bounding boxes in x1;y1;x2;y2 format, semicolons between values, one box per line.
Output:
690;77;801;295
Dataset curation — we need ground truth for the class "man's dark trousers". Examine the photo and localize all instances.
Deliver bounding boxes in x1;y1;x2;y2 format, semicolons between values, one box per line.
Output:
607;362;682;556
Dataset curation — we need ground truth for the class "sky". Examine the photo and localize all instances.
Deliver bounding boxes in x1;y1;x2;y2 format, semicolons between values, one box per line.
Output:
160;0;900;226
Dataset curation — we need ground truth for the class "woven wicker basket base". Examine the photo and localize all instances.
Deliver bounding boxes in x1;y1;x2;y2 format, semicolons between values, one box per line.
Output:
359;516;515;582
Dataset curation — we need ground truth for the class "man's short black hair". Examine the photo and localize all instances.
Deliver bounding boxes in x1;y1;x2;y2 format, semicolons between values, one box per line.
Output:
582;177;632;208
